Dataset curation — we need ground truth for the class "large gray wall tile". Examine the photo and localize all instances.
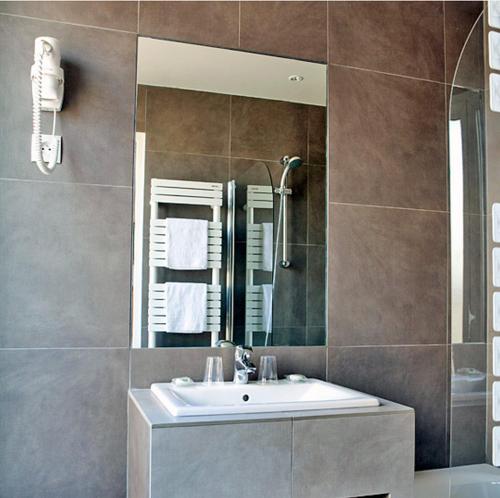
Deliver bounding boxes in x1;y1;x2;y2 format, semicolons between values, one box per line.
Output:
146;87;230;156
307;165;326;245
328;345;448;470
0;181;131;348
329;1;445;81
444;1;484;87
273;245;307;326
307;245;326;328
151;421;291;498
307;106;326;165
0;15;136;186
240;1;327;62
138;1;239;49
292;413;414;498
0;2;138;31
329;66;447;210
231;96;308;162
328;203;447;346
0;348;129;498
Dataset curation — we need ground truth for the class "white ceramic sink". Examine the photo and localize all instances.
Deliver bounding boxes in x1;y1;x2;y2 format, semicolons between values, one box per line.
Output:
151;379;379;417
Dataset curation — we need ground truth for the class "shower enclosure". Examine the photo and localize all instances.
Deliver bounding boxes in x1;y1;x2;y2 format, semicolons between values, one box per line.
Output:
444;7;500;497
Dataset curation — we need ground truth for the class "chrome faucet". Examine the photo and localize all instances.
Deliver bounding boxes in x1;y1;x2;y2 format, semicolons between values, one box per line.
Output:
234;345;256;384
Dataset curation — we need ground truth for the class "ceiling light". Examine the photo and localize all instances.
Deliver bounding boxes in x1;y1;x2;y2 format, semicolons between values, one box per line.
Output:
288;75;304;82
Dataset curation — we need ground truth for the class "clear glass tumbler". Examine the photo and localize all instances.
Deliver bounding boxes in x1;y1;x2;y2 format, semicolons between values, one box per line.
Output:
258;355;278;383
203;356;224;384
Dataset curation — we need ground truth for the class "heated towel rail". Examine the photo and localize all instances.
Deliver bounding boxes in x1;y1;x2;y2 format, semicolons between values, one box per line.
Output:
148;178;223;347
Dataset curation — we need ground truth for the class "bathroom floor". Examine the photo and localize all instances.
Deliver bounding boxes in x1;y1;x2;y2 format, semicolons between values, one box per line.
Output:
415;464;500;498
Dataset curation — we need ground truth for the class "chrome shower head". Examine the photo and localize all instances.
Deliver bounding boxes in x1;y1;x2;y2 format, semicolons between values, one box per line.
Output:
280;155;303;170
279;155;303;189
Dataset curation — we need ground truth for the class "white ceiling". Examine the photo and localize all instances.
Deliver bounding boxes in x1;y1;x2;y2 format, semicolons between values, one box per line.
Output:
137;37;326;107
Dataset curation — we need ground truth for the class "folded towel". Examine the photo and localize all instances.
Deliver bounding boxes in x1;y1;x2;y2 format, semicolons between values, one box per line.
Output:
165;218;208;270
165;283;207;333
262;284;273;334
262;223;273;272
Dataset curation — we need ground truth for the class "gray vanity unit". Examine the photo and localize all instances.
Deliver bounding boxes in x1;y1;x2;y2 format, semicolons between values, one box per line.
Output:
128;390;415;498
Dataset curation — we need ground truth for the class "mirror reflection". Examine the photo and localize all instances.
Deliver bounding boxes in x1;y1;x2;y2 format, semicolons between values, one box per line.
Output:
132;38;327;348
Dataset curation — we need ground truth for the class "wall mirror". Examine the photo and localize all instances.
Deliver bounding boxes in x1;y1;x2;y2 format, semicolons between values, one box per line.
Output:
132;37;327;348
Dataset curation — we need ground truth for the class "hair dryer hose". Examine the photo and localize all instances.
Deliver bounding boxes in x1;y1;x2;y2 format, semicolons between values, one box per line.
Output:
32;49;57;175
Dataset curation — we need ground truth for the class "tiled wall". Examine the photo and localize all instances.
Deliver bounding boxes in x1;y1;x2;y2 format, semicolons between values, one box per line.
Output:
327;1;482;471
137;85;326;347
0;5;136;496
0;1;483;495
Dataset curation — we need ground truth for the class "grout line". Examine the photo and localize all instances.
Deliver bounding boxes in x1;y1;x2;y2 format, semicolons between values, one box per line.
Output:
145;148;287;165
0;177;133;189
326;344;449;349
0;346;130;351
330;200;449;214
0;12;137;35
325;63;330;353
329;61;448;86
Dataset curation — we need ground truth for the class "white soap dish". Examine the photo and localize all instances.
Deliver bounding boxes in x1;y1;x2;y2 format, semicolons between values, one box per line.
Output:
286;374;308;383
171;377;194;387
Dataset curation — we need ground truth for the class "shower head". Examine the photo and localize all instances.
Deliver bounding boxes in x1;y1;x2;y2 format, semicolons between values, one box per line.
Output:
280;155;303;170
279;155;303;189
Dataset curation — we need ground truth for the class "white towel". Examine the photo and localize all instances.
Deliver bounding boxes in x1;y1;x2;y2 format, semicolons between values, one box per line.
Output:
262;284;273;334
165;218;208;270
165;283;208;333
262;223;273;272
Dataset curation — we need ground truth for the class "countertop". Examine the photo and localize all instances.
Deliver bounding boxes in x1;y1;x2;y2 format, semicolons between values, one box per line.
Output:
129;386;414;429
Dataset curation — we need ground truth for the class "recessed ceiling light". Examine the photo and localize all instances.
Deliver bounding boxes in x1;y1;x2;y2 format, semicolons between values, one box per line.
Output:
288;75;304;82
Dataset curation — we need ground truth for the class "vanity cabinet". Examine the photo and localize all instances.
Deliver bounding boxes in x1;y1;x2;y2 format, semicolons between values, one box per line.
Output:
128;390;414;498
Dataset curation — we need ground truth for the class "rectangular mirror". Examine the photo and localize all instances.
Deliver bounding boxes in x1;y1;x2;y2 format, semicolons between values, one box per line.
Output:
132;38;327;348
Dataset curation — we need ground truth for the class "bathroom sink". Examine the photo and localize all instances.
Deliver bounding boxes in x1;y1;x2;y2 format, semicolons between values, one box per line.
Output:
151;379;380;417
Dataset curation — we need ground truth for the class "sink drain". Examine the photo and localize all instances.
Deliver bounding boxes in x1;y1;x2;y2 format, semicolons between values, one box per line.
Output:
242;394;249;402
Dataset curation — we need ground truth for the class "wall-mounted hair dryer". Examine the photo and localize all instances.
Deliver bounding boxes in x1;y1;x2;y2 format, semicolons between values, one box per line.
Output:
31;36;64;175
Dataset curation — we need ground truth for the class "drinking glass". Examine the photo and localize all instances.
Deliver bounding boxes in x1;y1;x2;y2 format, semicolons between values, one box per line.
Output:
203;356;224;384
258;355;278;383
